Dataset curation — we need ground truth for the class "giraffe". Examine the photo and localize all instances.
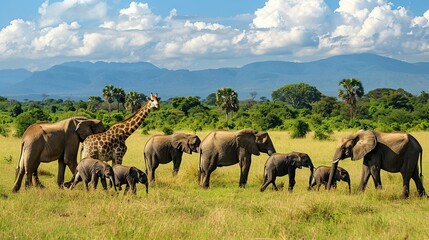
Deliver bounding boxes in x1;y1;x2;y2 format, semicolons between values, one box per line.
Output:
81;93;160;165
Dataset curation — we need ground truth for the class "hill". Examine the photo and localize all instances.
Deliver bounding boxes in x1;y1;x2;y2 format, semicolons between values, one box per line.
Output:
1;53;428;100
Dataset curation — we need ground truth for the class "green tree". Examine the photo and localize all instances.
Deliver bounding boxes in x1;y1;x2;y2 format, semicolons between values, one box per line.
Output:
113;87;126;112
102;84;115;114
171;96;202;115
338;78;364;120
87;96;103;112
272;83;322;109
312;96;340;117
11;102;23;117
216;87;239;123
203;93;216;106
125;91;143;112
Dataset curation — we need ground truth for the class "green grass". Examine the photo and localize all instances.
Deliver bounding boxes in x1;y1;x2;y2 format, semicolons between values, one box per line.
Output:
1;131;429;239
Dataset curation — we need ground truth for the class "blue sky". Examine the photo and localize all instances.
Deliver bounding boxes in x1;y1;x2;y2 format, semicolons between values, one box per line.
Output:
0;0;428;71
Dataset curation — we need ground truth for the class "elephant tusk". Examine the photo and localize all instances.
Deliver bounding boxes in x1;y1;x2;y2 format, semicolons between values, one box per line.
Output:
331;159;340;164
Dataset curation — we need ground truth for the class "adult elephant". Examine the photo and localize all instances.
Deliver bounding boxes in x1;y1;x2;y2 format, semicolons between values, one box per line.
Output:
12;117;105;192
199;129;276;188
327;130;425;198
144;133;201;182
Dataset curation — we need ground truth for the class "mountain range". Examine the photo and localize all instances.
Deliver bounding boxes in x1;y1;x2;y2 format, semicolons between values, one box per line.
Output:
1;53;428;101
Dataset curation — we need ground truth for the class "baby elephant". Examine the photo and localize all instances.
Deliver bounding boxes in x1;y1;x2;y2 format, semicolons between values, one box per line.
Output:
311;166;351;193
260;152;314;192
113;165;149;195
70;157;117;191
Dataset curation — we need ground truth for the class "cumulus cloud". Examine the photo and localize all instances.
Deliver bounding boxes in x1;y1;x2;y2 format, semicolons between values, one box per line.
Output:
100;2;161;30
38;0;107;27
0;0;428;70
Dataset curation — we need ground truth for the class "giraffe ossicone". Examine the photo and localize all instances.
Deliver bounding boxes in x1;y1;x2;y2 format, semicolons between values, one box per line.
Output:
81;93;160;165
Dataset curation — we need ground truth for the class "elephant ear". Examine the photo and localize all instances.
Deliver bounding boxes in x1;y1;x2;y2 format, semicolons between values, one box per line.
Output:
236;130;260;156
75;119;96;141
352;130;377;160
172;134;192;154
287;153;301;168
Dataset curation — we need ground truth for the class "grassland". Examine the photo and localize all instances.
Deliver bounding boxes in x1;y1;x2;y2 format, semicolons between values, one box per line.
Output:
1;130;429;239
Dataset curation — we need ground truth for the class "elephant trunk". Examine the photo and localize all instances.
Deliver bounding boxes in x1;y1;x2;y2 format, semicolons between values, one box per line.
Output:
327;161;339;190
347;181;351;194
308;164;314;190
110;176;117;192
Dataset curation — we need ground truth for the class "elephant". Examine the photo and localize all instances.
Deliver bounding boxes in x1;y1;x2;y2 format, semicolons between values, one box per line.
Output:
113;165;148;195
327;130;425;198
199;129;276;188
260;152;314;192
12;117;105;192
144;133;201;182
311;166;351;193
70;157;116;191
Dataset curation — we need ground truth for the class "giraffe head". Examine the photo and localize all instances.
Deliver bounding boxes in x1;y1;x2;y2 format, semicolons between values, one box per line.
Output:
147;92;160;109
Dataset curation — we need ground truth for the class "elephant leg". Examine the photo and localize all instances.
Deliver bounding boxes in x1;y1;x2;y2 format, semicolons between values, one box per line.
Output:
172;158;182;176
84;181;90;191
24;163;38;189
70;173;82;190
201;170;212;189
57;160;66;188
12;167;25;192
100;177;107;190
131;183;137;195
147;161;158;182
32;171;45;188
91;175;99;190
401;172;411;199
358;162;371;192
288;168;296;193
239;157;251;188
63;160;78;188
411;168;426;197
200;155;217;189
124;184;130;195
370;165;382;189
260;174;272;192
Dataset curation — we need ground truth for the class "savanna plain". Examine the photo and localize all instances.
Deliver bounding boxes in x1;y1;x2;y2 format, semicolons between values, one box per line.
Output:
1;130;429;239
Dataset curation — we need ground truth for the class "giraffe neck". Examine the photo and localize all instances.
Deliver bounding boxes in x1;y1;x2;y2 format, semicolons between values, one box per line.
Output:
107;102;152;139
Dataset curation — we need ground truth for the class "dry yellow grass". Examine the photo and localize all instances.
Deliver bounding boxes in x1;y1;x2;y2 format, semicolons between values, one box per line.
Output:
1;130;429;239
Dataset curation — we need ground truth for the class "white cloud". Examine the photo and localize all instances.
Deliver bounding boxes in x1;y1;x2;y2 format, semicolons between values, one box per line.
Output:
0;0;428;70
100;2;161;30
0;19;36;58
252;0;329;29
38;0;107;27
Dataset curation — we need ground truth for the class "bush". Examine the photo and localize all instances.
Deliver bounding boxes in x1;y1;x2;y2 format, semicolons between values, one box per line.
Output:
162;127;174;135
0;124;9;137
291;120;309;138
313;124;333;140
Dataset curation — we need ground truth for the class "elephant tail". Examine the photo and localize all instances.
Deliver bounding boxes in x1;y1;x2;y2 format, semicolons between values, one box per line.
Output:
15;142;25;181
419;149;423;182
143;152;148;175
198;149;202;182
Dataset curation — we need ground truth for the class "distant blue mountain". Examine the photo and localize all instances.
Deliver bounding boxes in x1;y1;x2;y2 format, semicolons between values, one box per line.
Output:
1;53;428;101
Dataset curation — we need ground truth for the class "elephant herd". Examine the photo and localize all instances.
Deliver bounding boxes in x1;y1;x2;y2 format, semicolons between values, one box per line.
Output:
11;117;427;198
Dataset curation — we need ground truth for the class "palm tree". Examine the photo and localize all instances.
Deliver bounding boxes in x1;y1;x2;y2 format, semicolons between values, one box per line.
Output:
338;78;364;120
125;91;142;112
216;87;239;123
102;84;115;114
113;87;126;112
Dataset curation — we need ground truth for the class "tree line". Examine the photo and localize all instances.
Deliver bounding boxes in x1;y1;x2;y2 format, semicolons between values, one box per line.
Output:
1;78;429;139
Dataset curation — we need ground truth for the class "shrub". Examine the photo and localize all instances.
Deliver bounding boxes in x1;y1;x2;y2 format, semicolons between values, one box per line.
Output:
313;124;333;140
291;120;309;138
162;127;174;135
